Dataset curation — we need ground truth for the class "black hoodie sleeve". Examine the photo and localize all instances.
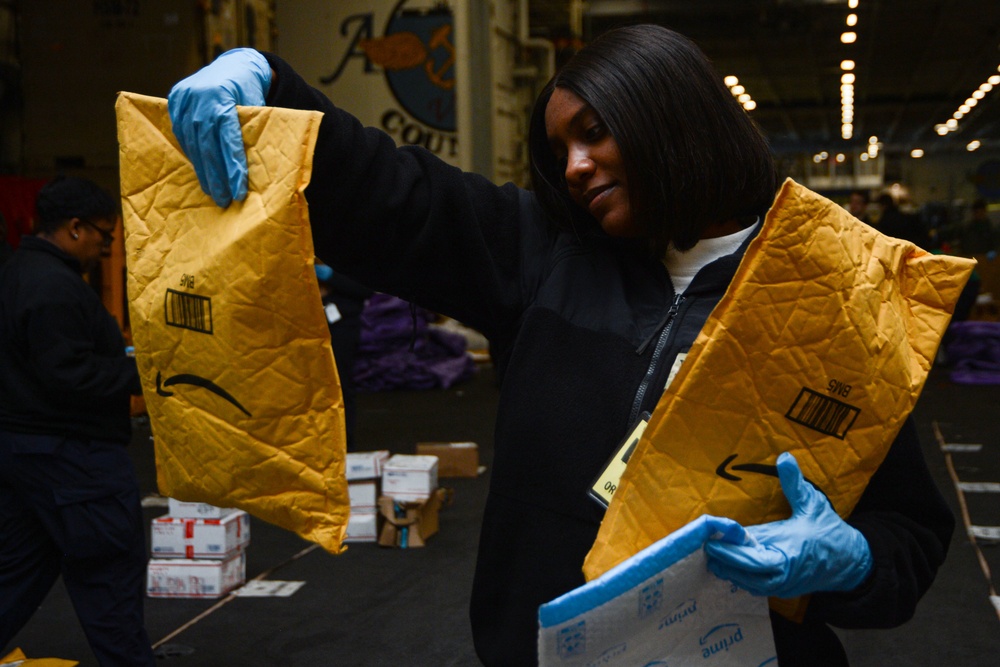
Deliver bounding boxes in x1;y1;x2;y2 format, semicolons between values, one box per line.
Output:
261;52;552;342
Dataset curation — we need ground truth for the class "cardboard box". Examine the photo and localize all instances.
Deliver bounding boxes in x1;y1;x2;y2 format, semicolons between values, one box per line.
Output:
147;552;246;598
345;450;391;481
344;510;379;543
377;489;446;548
348;480;378;509
416;441;480;477
382;454;439;500
167;498;232;519
151;510;250;559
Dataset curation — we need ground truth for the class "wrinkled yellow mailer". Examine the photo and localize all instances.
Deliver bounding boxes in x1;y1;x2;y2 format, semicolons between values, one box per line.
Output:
584;179;975;617
116;92;349;554
1;648;79;667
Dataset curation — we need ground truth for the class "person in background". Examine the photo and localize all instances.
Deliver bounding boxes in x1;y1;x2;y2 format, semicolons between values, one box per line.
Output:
960;199;997;255
0;213;13;268
315;260;372;450
0;176;155;666
876;192;930;247
167;25;953;666
847;189;870;224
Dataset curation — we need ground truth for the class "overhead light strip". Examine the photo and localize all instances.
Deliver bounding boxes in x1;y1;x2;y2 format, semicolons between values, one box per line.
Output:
724;75;756;112
840;1;859;140
934;67;1000;148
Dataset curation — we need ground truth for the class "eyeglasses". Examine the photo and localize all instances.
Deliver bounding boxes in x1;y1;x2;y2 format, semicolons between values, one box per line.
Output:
81;219;115;247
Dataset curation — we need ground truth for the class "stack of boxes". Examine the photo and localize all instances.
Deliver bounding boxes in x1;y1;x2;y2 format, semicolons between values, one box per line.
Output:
377;454;443;548
146;499;250;599
344;450;390;543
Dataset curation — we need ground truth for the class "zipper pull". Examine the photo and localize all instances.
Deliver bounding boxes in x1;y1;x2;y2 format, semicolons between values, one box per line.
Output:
637;294;685;355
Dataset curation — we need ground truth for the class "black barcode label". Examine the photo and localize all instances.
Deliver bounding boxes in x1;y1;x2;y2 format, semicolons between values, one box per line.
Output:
785;388;860;439
164;289;213;334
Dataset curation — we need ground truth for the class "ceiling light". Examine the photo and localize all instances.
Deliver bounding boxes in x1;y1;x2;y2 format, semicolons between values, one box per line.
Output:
946;119;958;128
965;98;977;107
847;14;858;27
738;93;751;103
743;100;756;111
980;83;993;92
953;110;965;119
972;90;985;100
841;60;855;70
724;75;739;87
989;75;1000;85
869;136;878;144
836;153;846;162
813;154;823;163
910;149;924;158
841;73;856;84
935;125;949;136
731;85;745;95
849;0;859;7
841;32;857;44
967;140;981;152
959;104;971;113
860;153;869;161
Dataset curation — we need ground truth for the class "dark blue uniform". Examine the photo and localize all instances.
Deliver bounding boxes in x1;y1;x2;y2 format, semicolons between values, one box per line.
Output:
0;236;154;665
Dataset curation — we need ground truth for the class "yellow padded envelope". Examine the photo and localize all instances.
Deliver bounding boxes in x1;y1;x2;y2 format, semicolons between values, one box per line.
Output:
584;179;974;615
116;92;349;554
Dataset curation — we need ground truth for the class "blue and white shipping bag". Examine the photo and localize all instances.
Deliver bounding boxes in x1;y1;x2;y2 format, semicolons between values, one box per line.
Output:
538;517;777;666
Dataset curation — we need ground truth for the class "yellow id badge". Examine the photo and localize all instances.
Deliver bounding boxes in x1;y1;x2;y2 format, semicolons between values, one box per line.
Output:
589;413;651;508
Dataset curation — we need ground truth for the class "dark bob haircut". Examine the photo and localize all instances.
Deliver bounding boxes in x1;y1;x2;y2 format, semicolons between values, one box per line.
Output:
529;24;778;253
35;175;118;235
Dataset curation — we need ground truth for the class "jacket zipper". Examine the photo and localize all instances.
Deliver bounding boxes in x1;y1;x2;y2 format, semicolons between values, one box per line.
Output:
629;293;684;425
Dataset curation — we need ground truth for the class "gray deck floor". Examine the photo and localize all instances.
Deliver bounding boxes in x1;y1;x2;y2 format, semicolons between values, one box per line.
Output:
8;363;1000;666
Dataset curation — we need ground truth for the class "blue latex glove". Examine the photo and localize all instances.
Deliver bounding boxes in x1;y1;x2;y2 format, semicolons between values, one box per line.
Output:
314;263;334;282
168;48;272;207
704;452;873;598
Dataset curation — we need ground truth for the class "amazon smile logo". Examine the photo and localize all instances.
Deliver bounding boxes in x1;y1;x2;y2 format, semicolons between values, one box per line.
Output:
156;371;251;418
715;454;826;497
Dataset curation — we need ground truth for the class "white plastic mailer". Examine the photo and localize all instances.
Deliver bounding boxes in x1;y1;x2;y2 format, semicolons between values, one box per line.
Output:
539;517;777;666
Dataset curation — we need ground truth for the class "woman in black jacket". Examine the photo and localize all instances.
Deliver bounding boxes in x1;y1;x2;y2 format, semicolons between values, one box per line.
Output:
166;24;953;666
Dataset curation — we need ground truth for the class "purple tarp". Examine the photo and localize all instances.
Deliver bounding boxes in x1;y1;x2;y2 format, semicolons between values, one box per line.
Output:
945;320;1000;385
353;294;476;392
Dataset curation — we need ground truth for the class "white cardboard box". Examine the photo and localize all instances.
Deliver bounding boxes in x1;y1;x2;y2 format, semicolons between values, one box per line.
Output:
151;510;250;559
345;450;391;481
344;510;379;543
382;454;439;500
348;480;378;509
147;552;246;598
167;498;232;519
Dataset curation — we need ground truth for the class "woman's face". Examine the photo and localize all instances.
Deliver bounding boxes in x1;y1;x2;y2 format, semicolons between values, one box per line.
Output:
544;87;639;238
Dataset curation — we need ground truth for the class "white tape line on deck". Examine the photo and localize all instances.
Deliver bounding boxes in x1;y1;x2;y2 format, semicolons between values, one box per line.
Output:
969;526;1000;541
957;482;1000;493
942;443;984;453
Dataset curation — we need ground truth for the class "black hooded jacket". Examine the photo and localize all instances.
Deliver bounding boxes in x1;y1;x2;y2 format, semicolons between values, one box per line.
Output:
263;53;953;666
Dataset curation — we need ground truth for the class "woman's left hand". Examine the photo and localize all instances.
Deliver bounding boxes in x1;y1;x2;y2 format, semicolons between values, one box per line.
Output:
704;452;873;598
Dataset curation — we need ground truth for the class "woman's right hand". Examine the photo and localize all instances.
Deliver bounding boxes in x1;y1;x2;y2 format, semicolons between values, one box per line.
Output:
167;48;272;207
